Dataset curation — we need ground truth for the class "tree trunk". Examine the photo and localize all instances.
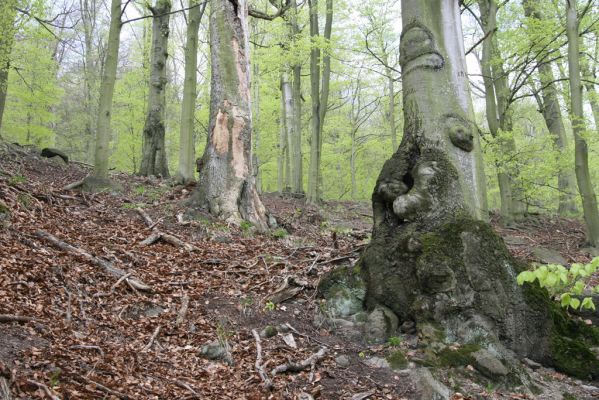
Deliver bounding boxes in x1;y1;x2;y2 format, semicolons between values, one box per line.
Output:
252;35;262;193
387;67;397;150
478;0;524;223
566;0;599;247
93;0;123;180
307;0;333;204
522;0;578;215
581;53;599;131
348;0;599;379
139;0;171;177
0;0;18;136
81;0;99;163
177;0;206;183
188;0;268;230
280;72;294;193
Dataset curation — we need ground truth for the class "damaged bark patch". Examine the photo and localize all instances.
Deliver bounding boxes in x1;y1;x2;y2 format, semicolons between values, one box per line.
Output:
212;109;230;154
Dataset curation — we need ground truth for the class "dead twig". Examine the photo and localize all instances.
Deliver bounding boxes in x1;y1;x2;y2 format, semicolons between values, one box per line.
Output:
175;295;190;327
0;314;35;324
136;208;197;251
34;230;151;292
26;379;61;400
143;325;162;352
271;347;327;376
77;376;131;399
251;329;273;390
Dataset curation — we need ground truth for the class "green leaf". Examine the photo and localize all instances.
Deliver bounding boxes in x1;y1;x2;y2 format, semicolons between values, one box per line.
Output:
571;263;581;277
585;263;596;275
570;298;581;309
517;271;535;285
581;297;596;311
573;281;585;295
561;293;571;308
536;266;549;282
545;273;558;288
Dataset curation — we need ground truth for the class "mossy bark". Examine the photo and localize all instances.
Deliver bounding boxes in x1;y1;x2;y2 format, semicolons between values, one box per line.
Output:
360;0;599;379
188;0;268;230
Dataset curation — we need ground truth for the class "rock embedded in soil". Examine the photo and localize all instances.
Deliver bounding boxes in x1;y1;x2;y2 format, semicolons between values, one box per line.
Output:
335;355;350;368
471;349;508;379
531;246;568;265
409;367;451;400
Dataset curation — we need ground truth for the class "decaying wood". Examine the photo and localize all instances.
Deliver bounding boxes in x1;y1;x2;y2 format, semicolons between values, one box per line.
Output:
175;294;189;326
136;208;197;251
251;329;273;390
0;314;35;324
271;348;327;376
34;230;151;291
26;379;61;400
62;179;86;191
0;377;11;400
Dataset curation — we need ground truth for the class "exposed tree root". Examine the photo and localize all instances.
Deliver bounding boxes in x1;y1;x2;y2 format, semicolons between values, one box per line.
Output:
271;347;327;376
251;329;273;390
34;230;151;291
136;208;197;251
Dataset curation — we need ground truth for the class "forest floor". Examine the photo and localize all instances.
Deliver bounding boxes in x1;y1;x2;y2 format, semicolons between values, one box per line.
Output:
1;143;599;400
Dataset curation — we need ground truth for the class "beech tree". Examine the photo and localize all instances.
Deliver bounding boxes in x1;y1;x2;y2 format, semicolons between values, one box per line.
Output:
355;0;598;373
565;0;599;247
188;0;269;229
0;0;18;135
177;0;206;183
139;0;172;177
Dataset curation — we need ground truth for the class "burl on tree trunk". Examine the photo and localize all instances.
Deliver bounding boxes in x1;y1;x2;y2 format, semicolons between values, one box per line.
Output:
355;0;599;379
187;0;269;230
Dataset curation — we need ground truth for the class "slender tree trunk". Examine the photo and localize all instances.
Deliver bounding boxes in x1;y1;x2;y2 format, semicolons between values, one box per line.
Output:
479;0;523;223
93;0;123;180
188;0;268;230
278;75;287;194
0;0;18;136
139;0;171;177
566;0;599;246
280;72;294;193
307;0;333;203
177;0;206;183
523;0;578;215
387;68;397;150
286;0;303;194
581;56;599;130
350;126;357;200
81;0;98;163
252;36;261;193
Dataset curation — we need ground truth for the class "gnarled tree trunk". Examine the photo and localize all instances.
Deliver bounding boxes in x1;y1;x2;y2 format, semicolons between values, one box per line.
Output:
139;0;171;177
356;0;599;377
0;0;18;136
188;0;268;230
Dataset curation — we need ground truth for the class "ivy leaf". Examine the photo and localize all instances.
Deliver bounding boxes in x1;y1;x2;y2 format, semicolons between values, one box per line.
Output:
517;271;535;285
573;281;585;295
570;298;581;309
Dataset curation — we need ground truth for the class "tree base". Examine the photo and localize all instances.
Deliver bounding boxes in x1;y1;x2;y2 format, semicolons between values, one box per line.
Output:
80;176;123;193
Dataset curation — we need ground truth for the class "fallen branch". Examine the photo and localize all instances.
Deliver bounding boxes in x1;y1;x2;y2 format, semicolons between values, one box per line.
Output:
251;329;273;390
142;325;162;352
62;179;85;191
0;377;11;400
34;230;151;292
0;314;35;324
136;208;197;251
77;376;131;400
271;348;327;376
26;379;61;400
175;295;189;327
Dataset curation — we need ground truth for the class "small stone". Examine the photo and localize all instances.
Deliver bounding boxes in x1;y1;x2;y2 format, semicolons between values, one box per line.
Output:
214;236;232;244
401;320;416;334
199;341;228;361
522;357;542;370
365;305;399;343
364;356;390;369
472;349;508;378
409;367;451;400
531;247;567;266
335;355;350;368
582;385;599;392
260;325;277;338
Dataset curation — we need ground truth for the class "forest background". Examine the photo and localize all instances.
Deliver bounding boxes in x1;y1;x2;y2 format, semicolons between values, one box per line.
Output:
0;0;597;214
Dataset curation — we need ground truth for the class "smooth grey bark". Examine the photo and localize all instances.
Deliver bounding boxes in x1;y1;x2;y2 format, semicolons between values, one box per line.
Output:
81;0;98;163
523;0;578;215
288;0;303;194
278;74;288;193
251;31;262;193
139;0;171;177
177;0;206;183
478;0;525;223
581;47;599;130
566;0;599;247
307;0;332;204
387;67;397;150
188;0;268;230
280;72;294;193
93;0;123;180
0;0;18;136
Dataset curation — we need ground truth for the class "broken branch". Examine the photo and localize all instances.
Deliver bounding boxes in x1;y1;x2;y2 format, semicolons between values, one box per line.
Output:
251;329;273;390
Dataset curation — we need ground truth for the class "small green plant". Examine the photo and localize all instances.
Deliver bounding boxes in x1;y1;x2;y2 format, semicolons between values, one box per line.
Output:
272;228;288;239
8;174;26;186
134;185;147;195
388;336;402;347
48;369;61;388
263;300;276;312
358;351;366;358
517;257;599;311
240;220;253;232
121;202;146;210
240;297;253;316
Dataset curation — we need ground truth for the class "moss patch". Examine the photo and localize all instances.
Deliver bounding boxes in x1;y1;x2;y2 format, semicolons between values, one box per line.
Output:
386;350;408;369
437;344;480;368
